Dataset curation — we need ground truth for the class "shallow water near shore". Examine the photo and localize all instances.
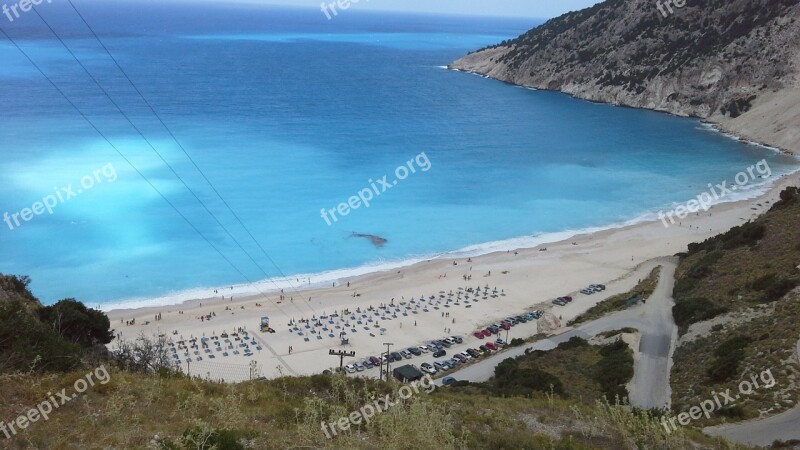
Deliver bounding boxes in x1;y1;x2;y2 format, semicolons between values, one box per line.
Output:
0;3;797;306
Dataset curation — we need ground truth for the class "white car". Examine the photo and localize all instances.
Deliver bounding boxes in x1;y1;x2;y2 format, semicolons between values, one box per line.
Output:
420;363;437;375
418;345;430;353
400;350;412;359
459;351;472;361
344;364;356;374
354;362;365;372
444;337;456;345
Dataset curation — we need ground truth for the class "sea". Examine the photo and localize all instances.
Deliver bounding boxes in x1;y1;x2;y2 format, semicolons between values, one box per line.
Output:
0;1;797;309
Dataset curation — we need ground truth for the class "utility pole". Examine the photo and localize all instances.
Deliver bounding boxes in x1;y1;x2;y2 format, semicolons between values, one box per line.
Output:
383;343;393;382
329;349;356;372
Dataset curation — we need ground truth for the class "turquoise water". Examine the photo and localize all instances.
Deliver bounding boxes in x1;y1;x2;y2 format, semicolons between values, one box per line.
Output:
0;3;796;307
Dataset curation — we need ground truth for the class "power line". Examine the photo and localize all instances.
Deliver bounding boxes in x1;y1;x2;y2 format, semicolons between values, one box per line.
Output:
28;5;318;320
65;0;312;304
0;27;311;339
0;26;275;311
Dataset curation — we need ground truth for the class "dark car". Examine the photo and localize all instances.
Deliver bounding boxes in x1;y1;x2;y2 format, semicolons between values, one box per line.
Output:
390;352;403;362
369;356;381;365
440;339;452;348
442;376;457;386
466;348;481;358
451;336;463;344
479;345;490;353
408;347;422;356
432;349;446;358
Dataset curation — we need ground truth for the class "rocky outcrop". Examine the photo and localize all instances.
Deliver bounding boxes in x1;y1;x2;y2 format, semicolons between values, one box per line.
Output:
451;0;800;153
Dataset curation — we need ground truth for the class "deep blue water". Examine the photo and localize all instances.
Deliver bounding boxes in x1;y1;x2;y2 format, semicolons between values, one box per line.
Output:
0;1;797;307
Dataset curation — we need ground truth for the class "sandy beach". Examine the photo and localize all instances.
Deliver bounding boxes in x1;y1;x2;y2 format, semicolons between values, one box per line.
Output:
107;169;800;381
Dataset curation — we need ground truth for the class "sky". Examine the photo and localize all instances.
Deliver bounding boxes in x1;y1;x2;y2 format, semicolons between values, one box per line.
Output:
223;0;604;19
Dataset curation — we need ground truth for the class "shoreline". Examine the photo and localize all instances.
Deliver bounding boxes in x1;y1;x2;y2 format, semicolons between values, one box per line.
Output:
102;146;800;314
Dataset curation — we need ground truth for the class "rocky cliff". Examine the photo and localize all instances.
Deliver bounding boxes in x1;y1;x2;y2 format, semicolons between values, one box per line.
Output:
451;0;800;153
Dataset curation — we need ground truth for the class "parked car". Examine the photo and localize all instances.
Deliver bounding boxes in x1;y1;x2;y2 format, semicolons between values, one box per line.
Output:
434;361;449;371
432;349;446;358
479;345;490;354
485;342;498;351
451;336;464;344
444;337;456;345
420;363;437;375
590;284;606;291
562;296;573;303
442;376;457;386
363;360;374;369
354;362;365;372
400;350;412;359
418;345;430;353
390;352;403;362
408;347;422;356
380;355;388;364
495;338;506;346
552;298;566;306
580;288;594;295
344;364;356;374
473;331;485;339
454;354;467;363
440;339;452;348
448;358;461;367
500;322;510;331
466;348;481;358
369;356;381;366
459;351;472;361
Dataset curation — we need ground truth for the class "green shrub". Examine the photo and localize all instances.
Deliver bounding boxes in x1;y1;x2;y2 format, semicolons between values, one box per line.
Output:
673;298;728;328
707;336;752;382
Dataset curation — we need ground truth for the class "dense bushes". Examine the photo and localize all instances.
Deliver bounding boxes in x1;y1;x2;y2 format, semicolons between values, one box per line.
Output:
594;340;634;401
40;298;114;347
493;358;565;396
0;274;113;373
707;336;752;382
0;297;83;372
673;298;728;329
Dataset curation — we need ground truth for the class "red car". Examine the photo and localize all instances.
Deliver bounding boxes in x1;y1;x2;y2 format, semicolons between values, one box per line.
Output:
485;342;498;351
473;331;485;339
483;328;493;335
500;322;510;331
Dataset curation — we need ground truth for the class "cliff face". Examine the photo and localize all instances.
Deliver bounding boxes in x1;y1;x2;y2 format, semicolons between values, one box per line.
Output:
451;0;800;153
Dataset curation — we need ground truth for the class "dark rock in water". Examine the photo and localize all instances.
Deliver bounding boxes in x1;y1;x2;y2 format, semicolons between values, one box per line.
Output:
352;233;387;248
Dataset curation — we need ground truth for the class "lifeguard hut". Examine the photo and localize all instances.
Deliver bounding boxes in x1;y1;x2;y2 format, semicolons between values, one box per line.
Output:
260;316;275;333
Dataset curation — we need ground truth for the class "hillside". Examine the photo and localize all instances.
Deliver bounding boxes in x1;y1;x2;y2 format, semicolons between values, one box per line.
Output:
669;187;800;425
450;0;800;153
